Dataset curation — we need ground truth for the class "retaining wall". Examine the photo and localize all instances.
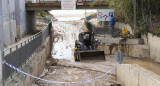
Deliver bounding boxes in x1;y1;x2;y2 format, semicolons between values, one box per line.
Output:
98;43;149;59
5;35;52;86
148;33;160;63
117;64;160;86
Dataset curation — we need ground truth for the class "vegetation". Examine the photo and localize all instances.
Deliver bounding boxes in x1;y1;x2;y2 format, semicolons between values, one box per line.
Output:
36;10;53;19
90;13;97;18
106;0;160;35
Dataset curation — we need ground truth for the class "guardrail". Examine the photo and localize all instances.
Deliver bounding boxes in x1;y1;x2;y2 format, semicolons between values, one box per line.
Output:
25;0;106;3
3;18;52;80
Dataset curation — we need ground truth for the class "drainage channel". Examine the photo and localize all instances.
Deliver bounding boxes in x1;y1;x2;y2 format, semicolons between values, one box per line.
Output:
32;21;120;86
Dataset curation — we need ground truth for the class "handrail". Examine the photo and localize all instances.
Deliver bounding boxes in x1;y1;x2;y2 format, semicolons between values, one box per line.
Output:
4;19;52;52
25;0;106;3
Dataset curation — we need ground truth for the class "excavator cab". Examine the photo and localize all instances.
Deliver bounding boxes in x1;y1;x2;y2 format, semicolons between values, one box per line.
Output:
74;32;105;61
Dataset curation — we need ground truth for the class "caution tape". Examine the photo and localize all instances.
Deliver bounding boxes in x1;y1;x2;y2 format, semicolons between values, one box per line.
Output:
3;61;120;84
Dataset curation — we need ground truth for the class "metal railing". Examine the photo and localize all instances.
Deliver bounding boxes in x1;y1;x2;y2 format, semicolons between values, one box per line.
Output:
25;0;106;3
85;20;109;35
3;18;52;80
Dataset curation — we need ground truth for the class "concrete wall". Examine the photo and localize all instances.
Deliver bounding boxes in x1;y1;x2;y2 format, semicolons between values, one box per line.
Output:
148;33;160;63
15;0;27;37
117;64;160;86
98;43;149;59
0;0;27;45
2;0;17;45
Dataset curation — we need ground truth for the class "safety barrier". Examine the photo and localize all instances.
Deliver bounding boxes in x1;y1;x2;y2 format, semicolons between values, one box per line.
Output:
3;18;52;80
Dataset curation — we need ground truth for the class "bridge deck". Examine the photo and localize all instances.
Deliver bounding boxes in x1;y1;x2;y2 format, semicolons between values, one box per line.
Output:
25;0;108;10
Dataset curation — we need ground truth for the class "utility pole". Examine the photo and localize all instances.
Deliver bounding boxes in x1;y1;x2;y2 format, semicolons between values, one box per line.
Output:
0;0;5;86
85;9;86;20
134;0;137;35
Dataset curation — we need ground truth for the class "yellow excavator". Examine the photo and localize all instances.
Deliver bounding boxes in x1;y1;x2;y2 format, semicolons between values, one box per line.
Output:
74;32;105;61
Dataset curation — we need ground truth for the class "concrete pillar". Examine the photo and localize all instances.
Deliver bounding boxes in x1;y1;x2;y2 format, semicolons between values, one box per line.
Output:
0;0;3;44
15;0;27;38
15;0;20;37
26;11;36;33
0;0;4;86
0;0;3;85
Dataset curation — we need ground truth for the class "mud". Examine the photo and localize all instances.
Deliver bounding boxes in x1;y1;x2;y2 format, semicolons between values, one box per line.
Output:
32;55;119;86
123;57;160;75
35;65;116;86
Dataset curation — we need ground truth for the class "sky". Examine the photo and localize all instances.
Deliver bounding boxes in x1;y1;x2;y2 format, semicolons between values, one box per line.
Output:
49;10;96;15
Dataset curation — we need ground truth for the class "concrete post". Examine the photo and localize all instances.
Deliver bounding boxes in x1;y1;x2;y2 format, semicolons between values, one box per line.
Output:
0;0;5;85
26;11;36;33
15;0;20;38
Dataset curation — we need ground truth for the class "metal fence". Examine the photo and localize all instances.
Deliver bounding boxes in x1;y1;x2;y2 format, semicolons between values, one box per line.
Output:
25;0;106;3
85;20;109;35
3;19;52;80
85;16;122;37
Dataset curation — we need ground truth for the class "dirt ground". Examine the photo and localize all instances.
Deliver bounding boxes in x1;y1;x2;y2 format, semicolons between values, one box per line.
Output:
29;19;160;86
32;55;119;86
31;21;120;86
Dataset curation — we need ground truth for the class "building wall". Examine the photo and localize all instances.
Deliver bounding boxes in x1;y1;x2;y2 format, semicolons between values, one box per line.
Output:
1;0;27;45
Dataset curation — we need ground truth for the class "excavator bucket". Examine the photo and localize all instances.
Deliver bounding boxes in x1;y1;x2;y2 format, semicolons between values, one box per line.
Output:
79;50;105;61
